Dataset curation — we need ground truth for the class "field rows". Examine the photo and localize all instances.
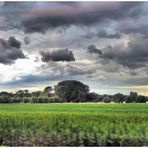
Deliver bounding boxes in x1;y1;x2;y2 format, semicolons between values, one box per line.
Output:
0;103;147;146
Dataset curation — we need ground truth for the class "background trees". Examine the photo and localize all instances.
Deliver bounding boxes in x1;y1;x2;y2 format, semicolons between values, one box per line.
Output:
0;80;147;103
136;95;147;103
125;92;138;103
85;92;100;102
54;80;89;102
112;93;125;103
43;86;53;97
102;95;111;103
31;91;42;97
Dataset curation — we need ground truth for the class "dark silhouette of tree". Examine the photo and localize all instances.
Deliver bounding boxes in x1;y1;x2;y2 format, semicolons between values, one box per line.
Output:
31;91;42;97
130;92;138;100
136;95;147;103
15;90;31;98
126;92;138;103
85;92;100;102
54;80;89;102
102;96;111;103
43;86;53;97
112;93;125;103
0;92;13;103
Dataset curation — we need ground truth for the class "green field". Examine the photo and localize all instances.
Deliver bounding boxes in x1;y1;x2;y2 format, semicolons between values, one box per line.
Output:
0;103;148;146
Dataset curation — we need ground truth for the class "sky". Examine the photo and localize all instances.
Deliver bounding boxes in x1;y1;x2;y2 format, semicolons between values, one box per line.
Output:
0;1;148;95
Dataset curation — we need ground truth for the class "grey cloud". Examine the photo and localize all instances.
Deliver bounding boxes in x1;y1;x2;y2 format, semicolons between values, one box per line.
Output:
40;49;75;62
2;2;35;9
38;60;97;80
118;19;148;38
64;64;95;76
0;2;36;31
96;30;121;39
0;74;63;87
83;29;121;39
129;71;138;76
34;57;39;62
0;2;144;34
24;37;30;45
120;76;148;86
100;61;123;73
0;36;26;64
7;36;21;48
87;45;102;55
100;36;148;69
21;2;142;33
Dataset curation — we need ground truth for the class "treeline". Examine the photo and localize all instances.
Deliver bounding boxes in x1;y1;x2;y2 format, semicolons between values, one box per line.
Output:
0;80;147;103
85;92;147;103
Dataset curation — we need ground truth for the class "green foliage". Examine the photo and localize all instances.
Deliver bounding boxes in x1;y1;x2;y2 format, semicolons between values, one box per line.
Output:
54;80;89;102
136;95;147;103
85;92;100;102
112;93;125;103
0;103;148;146
102;96;111;103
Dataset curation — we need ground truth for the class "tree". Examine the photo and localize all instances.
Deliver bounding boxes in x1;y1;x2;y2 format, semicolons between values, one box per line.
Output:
43;86;53;97
112;93;125;103
102;96;111;103
125;95;133;103
85;92;100;102
130;92;138;102
16;90;24;98
15;90;31;98
31;91;42;97
136;95;147;103
0;92;13;103
125;92;138;103
54;80;89;102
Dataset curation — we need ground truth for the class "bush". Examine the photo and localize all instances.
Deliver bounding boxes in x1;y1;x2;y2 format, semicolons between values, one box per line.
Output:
23;98;31;103
0;96;11;103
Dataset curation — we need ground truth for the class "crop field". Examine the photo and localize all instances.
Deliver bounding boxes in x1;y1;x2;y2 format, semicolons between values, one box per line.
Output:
0;103;148;146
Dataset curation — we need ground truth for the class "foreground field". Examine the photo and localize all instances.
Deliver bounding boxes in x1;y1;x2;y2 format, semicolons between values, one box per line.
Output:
0;103;148;146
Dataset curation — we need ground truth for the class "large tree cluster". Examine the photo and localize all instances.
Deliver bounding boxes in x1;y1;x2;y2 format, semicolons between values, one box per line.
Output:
0;80;147;103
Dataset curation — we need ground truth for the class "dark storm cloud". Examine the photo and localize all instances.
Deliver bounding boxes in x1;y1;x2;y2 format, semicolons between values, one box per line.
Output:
0;36;26;64
21;2;142;33
0;1;144;34
100;36;148;69
40;49;75;62
87;45;102;55
4;36;21;48
84;29;121;39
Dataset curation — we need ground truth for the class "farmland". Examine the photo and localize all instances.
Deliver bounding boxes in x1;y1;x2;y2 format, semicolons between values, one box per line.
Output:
0;103;148;146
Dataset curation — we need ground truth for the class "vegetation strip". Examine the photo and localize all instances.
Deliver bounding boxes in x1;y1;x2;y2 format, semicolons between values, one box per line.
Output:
0;103;147;146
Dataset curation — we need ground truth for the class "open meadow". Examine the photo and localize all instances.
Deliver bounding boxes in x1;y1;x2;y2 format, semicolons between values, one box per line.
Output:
0;103;148;146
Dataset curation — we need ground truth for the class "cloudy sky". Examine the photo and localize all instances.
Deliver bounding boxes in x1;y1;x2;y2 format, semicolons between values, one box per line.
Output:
0;1;148;95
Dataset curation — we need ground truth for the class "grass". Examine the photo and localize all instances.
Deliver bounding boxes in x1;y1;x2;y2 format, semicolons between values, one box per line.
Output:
0;103;148;146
